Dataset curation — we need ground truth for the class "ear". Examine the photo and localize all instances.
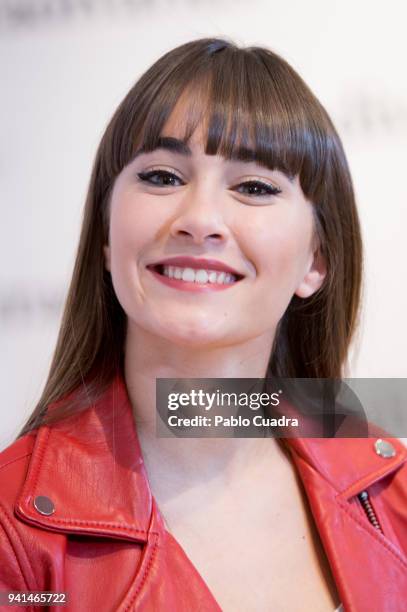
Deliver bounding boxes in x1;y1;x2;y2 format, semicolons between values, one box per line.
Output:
295;249;327;299
103;244;111;272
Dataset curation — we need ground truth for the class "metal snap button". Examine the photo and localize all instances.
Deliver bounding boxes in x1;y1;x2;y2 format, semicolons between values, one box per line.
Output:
33;495;55;516
374;438;396;458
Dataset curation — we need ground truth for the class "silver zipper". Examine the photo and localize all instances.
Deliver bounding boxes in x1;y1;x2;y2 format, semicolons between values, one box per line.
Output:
357;490;383;534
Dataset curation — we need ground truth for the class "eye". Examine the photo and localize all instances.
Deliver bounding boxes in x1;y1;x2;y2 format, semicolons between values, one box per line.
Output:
136;169;282;200
232;180;282;198
137;169;184;187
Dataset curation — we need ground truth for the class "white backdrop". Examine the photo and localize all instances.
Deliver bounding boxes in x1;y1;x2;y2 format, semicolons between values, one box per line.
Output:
1;0;407;449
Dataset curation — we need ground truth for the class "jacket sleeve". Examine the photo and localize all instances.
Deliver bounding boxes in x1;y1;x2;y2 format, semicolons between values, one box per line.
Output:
0;506;36;612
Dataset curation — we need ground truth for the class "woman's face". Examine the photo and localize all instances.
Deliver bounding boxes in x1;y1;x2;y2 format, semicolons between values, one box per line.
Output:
104;105;326;350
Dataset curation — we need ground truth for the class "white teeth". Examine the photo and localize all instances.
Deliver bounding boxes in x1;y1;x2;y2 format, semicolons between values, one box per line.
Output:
181;268;195;282
195;269;209;284
161;266;237;285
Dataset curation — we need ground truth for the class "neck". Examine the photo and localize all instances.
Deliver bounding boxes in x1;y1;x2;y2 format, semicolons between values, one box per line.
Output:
123;321;286;494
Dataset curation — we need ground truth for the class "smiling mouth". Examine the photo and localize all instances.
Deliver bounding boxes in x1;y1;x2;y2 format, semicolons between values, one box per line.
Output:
148;264;245;286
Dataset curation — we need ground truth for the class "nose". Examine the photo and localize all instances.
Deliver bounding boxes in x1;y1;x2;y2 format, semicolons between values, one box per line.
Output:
169;184;230;246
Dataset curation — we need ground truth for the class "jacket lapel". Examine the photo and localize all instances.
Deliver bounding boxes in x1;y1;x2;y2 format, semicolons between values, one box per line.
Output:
285;436;407;611
15;374;152;542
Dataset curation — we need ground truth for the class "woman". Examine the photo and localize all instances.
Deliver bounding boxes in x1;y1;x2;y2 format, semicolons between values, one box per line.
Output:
0;37;406;611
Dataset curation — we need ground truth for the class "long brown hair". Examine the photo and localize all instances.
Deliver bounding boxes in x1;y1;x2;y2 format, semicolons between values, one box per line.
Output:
18;37;363;436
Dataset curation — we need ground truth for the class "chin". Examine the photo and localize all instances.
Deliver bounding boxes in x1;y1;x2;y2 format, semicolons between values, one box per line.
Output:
161;326;223;348
151;315;230;346
157;322;259;351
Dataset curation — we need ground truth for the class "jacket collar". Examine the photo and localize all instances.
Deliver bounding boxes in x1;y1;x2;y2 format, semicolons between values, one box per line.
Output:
16;372;152;542
15;372;407;540
282;434;407;499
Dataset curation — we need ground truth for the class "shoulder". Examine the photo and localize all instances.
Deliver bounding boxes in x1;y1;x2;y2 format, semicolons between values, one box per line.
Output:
0;433;37;507
0;432;37;465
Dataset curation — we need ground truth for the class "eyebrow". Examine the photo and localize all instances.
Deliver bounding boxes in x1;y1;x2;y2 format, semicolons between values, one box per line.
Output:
133;136;294;181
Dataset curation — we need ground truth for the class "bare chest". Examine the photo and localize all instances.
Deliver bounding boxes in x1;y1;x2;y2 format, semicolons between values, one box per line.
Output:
160;484;341;612
140;436;342;611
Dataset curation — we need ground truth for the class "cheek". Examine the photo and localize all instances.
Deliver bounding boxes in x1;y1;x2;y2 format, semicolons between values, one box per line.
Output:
109;196;159;265
107;195;164;310
251;212;314;289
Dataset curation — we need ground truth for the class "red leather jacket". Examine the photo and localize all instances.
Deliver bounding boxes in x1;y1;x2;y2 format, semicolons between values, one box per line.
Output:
0;373;406;611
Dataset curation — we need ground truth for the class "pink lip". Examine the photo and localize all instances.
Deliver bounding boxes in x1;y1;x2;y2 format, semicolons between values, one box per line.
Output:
147;267;241;292
147;256;243;277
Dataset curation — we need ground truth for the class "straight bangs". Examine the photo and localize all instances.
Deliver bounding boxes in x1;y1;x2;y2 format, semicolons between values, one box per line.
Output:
113;44;334;203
